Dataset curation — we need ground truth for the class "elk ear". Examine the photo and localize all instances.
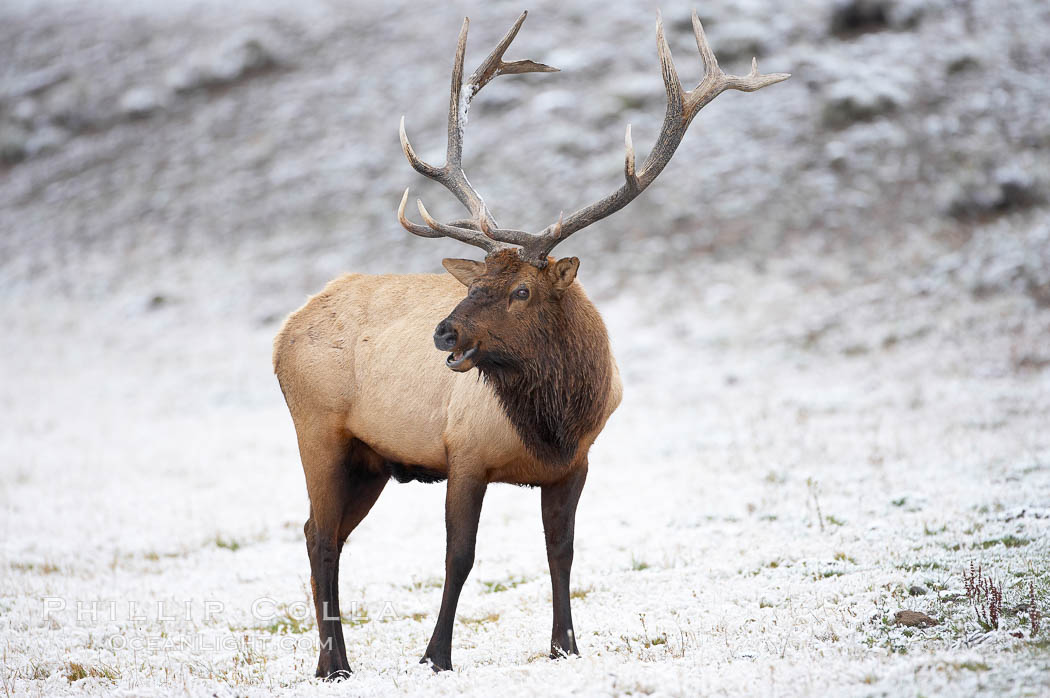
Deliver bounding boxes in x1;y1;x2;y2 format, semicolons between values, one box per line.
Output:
551;256;580;294
442;258;486;287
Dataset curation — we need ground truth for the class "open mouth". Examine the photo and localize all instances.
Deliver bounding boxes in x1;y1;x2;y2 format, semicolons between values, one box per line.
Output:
446;346;478;370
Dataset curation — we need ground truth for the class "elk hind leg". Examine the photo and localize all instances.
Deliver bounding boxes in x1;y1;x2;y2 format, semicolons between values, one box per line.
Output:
301;429;386;680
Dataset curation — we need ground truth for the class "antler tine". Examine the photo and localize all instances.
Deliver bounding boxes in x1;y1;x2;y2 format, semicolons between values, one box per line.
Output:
416;198;499;250
398;188;442;239
691;9;720;81
624;123;638;190
398;12;558;245
513;10;789;264
445;16;471;169
399;188;512;254
466;10;558;99
656;11;685;122
684;10;790;116
399;116;443;180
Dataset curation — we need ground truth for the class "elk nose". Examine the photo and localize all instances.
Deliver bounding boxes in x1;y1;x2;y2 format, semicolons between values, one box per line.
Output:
433;320;458;351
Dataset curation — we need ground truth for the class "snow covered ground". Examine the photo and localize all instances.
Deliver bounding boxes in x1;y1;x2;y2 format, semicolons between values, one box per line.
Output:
2;0;1048;696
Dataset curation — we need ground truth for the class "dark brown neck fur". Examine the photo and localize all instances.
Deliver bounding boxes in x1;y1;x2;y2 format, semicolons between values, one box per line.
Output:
476;285;612;466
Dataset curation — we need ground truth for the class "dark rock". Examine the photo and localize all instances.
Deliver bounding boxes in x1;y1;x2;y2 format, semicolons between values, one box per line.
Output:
946;52;980;75
708;20;769;63
147;294;170;310
1026;276;1050;308
821;79;904;129
830;0;890;37
830;0;923;37
947;167;1043;219
0;121;30;165
894;610;938;627
168;28;287;94
44;79;106;132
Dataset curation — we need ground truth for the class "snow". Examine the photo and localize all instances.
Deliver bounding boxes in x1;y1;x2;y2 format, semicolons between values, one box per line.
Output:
1;0;1048;696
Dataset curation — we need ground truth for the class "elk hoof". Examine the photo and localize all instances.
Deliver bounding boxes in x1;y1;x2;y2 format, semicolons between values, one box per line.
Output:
420;655;453;672
550;649;579;660
550;639;580;659
315;656;352;681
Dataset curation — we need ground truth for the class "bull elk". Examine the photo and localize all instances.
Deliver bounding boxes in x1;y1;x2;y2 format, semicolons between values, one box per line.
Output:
273;9;787;678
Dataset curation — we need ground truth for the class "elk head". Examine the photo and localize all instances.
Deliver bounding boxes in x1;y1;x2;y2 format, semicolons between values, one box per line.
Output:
398;10;789;372
433;250;579;372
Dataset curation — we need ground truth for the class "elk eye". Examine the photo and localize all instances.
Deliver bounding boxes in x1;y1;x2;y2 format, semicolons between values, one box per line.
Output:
513;287;530;300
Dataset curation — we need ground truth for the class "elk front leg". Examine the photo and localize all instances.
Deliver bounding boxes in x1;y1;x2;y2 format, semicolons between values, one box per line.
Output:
542;466;587;658
422;473;488;671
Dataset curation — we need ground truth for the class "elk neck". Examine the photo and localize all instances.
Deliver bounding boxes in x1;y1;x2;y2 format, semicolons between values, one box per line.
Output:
476;284;612;467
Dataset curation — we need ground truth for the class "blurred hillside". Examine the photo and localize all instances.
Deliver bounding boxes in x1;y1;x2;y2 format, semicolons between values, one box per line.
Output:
3;4;1050;696
2;0;1047;316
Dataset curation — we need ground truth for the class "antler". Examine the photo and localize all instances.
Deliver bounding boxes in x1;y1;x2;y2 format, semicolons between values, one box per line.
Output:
398;10;789;265
398;11;558;254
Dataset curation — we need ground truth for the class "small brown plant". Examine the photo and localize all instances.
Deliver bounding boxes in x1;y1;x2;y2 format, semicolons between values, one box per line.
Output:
1031;581;1041;637
963;561;1003;631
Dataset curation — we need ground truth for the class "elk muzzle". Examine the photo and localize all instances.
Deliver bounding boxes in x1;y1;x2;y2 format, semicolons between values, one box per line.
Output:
434;318;478;372
433;320;458;351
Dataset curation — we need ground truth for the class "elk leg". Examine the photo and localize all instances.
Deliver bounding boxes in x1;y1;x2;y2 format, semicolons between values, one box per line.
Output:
299;428;387;681
542;466;587;658
304;514;351;680
421;473;488;671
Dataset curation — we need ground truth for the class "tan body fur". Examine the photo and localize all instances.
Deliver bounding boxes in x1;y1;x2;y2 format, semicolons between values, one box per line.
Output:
274;272;622;487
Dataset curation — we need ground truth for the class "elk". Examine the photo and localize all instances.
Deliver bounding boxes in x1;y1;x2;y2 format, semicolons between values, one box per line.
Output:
273;10;787;679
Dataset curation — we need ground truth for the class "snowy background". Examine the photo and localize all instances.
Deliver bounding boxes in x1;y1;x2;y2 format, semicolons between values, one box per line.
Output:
2;0;1048;695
